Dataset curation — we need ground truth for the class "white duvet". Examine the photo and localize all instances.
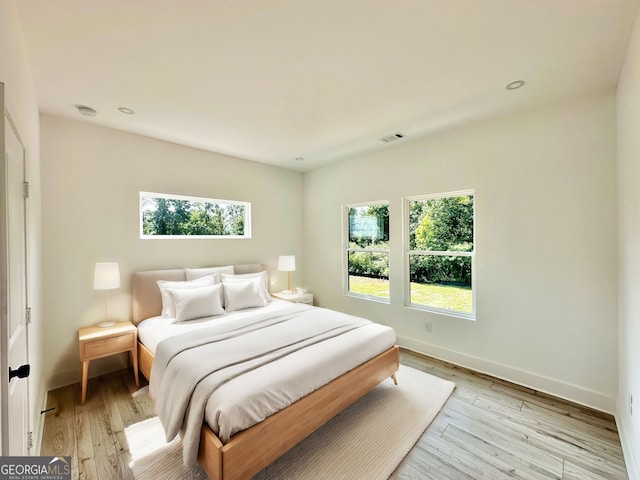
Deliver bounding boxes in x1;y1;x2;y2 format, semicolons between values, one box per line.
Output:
143;302;396;467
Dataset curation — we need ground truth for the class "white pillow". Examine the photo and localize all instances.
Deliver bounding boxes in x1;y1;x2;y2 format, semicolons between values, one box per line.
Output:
157;275;215;318
185;266;234;281
168;284;225;322
220;271;271;303
185;268;228;305
223;277;268;312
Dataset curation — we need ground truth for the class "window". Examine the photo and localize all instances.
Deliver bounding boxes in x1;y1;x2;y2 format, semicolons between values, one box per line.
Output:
345;202;390;300
140;191;251;239
405;191;474;318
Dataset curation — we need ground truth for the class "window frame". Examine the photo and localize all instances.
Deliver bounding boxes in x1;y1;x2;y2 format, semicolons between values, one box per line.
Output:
139;191;252;240
343;200;390;303
403;189;475;320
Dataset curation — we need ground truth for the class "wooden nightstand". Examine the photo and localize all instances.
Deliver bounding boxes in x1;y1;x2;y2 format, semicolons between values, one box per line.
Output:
78;321;139;404
271;291;314;305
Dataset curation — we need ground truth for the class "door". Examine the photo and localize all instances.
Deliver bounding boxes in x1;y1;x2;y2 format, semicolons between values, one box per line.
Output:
0;83;31;455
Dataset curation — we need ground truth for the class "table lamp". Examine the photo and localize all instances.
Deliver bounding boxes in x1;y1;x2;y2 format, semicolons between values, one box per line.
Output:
278;255;295;294
94;262;120;327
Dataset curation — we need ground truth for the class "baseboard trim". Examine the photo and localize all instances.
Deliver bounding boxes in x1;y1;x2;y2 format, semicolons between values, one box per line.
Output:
397;335;616;414
47;368;79;392
616;406;640;480
47;354;130;391
34;385;47;455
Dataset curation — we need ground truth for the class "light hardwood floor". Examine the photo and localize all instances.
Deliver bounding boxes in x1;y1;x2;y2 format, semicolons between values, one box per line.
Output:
40;349;628;479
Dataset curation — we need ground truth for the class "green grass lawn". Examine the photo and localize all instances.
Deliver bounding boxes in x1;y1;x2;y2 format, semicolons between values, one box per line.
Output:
349;276;390;298
349;275;472;313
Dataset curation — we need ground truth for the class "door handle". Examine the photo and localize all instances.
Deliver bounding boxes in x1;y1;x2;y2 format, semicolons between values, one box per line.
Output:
9;364;30;381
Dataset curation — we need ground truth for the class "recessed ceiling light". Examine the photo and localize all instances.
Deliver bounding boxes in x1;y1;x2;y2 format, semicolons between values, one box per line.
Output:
118;107;135;115
506;80;526;91
75;105;97;117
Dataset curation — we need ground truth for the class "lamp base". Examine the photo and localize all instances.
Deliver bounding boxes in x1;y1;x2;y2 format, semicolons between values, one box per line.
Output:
97;321;116;328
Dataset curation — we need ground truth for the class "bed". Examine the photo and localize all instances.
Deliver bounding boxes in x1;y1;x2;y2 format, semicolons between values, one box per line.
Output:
132;264;400;480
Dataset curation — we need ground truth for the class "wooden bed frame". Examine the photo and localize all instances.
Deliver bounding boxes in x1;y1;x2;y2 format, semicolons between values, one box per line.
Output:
133;265;400;480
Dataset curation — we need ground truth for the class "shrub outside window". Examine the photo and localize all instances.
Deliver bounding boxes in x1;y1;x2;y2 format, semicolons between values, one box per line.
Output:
345;202;390;301
140;191;251;239
405;191;474;318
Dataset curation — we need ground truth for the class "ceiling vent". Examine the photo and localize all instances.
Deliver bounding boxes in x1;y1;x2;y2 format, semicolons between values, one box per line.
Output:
379;132;406;143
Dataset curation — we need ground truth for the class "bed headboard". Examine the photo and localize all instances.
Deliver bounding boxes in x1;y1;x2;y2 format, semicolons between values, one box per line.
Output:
132;263;266;324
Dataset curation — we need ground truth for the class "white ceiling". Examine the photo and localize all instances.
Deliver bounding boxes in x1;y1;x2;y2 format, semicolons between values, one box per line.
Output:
15;0;640;171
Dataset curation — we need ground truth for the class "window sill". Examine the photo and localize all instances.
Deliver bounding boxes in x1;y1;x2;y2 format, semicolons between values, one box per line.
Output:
405;303;476;321
344;292;390;304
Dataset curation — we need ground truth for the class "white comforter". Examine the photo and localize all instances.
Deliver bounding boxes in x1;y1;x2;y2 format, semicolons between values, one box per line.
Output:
147;303;396;467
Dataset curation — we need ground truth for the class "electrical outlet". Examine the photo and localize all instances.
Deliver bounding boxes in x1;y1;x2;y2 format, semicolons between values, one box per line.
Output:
424;321;432;333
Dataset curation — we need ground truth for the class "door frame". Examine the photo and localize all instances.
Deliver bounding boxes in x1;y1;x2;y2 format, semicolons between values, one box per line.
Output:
0;82;31;454
0;81;8;455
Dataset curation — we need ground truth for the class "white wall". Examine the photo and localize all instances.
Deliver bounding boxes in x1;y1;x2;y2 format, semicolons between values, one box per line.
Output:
0;0;44;453
40;115;304;389
303;91;618;412
617;9;640;478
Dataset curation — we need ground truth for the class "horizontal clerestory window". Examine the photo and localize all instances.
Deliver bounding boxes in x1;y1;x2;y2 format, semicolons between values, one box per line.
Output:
140;191;251;239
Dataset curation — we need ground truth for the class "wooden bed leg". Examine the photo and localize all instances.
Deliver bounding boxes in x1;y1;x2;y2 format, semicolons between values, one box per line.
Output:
391;373;398;385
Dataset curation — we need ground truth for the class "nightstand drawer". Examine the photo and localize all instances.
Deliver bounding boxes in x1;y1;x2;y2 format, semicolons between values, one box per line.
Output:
83;332;135;359
271;291;313;305
297;295;313;305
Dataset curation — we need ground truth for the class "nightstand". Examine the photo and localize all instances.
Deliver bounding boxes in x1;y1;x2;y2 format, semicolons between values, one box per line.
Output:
79;321;139;404
271;291;314;305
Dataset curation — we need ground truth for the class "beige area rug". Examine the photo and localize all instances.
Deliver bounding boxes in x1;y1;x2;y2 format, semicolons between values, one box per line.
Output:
125;365;454;480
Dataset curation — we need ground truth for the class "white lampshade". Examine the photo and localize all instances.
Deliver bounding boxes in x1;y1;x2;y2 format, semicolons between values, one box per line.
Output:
93;262;121;290
278;255;296;272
